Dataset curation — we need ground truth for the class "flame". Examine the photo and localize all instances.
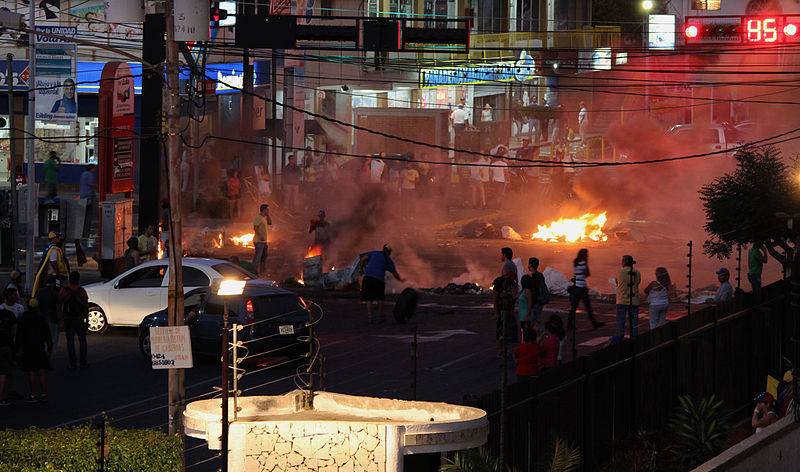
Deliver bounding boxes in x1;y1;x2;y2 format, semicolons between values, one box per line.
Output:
305;244;322;259
297;278;305;286
213;232;223;249
231;233;254;247
531;212;608;243
157;240;164;260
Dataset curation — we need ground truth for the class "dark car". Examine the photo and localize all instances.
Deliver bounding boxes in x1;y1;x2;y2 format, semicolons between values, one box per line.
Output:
138;285;312;363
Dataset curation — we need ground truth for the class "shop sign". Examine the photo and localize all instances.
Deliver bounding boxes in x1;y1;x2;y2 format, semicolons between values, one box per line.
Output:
35;26;77;43
420;50;536;89
648;14;676;50
183;61;271;94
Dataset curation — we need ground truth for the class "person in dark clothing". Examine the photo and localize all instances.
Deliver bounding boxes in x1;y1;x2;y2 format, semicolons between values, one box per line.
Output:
35;275;61;360
59;271;89;370
0;303;16;406
308;210;332;251
15;299;52;403
493;272;519;358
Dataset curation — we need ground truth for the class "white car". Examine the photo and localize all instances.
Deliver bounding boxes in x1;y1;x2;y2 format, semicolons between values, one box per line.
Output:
84;257;271;333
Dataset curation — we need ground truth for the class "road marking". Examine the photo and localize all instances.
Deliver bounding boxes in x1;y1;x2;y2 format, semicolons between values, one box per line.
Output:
579;336;611;347
50;376;222;429
432;347;496;371
375;329;477;343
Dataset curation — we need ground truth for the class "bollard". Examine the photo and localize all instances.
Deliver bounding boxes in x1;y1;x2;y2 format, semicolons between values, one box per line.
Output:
686;241;693;316
410;325;417;401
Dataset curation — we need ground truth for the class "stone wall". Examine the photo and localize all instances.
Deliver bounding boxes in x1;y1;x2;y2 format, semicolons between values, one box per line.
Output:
243;421;387;472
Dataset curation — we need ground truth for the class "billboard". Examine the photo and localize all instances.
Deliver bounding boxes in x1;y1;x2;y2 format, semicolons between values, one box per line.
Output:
649;14;676;50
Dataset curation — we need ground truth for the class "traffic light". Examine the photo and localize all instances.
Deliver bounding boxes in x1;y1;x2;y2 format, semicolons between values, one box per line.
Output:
210;2;228;28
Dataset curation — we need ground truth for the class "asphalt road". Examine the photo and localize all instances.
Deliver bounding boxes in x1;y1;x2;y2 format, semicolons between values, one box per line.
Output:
1;284;696;471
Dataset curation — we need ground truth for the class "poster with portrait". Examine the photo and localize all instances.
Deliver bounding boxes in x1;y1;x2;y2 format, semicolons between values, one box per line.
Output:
70;0;141;43
35;75;78;122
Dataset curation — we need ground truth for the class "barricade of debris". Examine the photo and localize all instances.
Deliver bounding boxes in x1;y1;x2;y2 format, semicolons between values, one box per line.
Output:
426;282;485;295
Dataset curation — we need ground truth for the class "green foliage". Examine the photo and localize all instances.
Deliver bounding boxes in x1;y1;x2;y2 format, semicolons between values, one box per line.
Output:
439;447;519;472
0;426;182;472
699;145;800;264
549;437;581;472
668;395;731;470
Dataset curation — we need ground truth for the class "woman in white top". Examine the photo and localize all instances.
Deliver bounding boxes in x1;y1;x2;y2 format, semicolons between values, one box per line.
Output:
481;103;493;122
644;267;672;329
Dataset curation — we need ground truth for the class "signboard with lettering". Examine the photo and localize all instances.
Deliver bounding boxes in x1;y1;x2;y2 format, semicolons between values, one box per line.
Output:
174;0;210;42
98;62;135;197
149;326;193;369
420;51;536;89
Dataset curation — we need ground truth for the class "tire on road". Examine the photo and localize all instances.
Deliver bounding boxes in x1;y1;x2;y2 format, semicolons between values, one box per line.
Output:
393;288;419;324
139;332;151;359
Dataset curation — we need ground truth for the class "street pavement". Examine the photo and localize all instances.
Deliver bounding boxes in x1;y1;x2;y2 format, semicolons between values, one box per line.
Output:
0;284;692;471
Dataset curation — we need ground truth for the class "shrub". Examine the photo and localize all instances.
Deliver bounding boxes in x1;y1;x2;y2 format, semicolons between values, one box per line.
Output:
0;426;182;472
668;395;731;470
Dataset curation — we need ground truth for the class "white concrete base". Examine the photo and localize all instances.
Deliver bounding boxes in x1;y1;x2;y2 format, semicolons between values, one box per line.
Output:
184;390;489;472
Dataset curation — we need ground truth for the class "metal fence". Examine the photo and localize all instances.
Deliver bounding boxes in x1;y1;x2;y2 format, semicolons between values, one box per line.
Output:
477;280;790;471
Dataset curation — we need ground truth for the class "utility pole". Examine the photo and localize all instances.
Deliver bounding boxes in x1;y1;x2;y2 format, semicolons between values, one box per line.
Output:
164;0;186;447
25;0;35;291
7;53;18;271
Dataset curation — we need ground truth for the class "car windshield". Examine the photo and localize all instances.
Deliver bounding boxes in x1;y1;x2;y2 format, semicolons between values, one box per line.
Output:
212;262;256;280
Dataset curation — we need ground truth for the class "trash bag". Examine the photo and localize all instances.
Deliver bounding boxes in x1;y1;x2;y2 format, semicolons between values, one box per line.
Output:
542;266;571;296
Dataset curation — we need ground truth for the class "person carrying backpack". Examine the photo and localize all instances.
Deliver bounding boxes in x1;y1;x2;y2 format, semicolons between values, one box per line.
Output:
520;257;548;334
59;271;89;370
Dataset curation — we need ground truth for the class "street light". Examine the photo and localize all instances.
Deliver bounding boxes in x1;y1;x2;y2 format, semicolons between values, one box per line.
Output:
217;279;245;472
642;0;654;10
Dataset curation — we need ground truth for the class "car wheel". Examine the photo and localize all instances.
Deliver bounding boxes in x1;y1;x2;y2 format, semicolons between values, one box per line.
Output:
139;332;152;359
87;306;108;334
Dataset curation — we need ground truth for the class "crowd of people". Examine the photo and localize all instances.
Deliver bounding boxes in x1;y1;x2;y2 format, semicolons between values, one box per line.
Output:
0;269;91;406
486;243;766;383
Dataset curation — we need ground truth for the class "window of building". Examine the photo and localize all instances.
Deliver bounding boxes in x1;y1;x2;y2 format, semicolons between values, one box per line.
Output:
692;0;721;10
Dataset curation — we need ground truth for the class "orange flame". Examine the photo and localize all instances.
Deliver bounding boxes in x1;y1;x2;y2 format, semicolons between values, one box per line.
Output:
157;240;164;260
305;244;322;259
531;212;608;243
297;278;305;286
231;233;255;247
213;233;223;249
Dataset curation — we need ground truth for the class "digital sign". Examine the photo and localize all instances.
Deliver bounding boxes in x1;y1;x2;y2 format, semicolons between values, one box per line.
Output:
684;15;800;44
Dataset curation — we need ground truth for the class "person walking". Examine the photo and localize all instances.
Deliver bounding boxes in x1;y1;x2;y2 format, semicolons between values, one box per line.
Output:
59;271;89;370
578;101;589;145
0;299;17;406
358;244;403;324
519;257;546;334
43;151;61;200
283;155;302;214
567;248;603;330
32;232;70;296
615;255;641;340
35;275;61;360
137;224;158;263
644;267;672;329
748;243;767;301
469;154;489;209
226;169;241;219
252;204;273;277
14;299;52;403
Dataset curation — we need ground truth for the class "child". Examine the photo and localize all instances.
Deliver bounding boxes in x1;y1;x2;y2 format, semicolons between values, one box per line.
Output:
514;327;539;380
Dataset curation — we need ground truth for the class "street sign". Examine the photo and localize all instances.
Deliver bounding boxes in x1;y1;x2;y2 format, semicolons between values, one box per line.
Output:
150;326;194;369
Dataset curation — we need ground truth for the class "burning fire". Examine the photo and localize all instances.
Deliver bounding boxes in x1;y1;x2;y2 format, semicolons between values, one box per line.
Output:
531;212;609;243
231;233;254;247
157;240;164;260
213;233;223;249
305;244;322;259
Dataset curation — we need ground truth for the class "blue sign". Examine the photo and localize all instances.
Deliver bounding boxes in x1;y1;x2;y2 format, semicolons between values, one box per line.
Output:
420;51;536;89
179;61;271;94
36;26;77;43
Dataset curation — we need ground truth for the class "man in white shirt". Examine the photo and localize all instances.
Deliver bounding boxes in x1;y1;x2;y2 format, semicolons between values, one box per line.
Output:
369;156;386;184
491;157;509;203
450;104;468;136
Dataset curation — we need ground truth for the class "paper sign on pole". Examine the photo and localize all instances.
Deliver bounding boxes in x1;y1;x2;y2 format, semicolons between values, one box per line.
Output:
34;29;77;122
174;0;210;42
150;326;194;369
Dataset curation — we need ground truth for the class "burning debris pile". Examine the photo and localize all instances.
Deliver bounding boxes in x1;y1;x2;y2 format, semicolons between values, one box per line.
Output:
301;251;362;289
427;282;484;295
531;212;608;243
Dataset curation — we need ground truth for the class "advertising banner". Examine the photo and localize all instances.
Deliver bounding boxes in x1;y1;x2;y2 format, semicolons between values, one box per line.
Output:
35;75;77;121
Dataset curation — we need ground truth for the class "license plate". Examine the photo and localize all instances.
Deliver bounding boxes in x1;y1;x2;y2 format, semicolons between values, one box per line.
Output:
279;325;294;335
